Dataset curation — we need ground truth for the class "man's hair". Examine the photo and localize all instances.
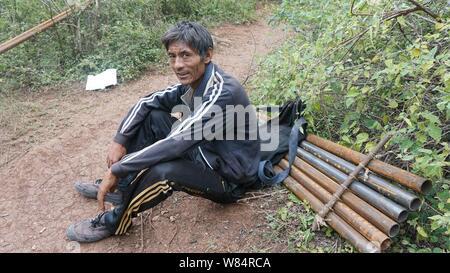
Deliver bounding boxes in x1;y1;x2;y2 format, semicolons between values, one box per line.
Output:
161;21;214;59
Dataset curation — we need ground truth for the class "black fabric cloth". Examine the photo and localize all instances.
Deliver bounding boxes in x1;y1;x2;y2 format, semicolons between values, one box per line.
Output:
105;110;245;234
257;98;307;185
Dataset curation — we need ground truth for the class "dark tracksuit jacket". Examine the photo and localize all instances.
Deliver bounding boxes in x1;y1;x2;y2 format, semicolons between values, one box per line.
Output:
110;62;261;187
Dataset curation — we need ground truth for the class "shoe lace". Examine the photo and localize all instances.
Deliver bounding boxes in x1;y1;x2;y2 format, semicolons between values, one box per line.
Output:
94;179;102;185
90;211;107;228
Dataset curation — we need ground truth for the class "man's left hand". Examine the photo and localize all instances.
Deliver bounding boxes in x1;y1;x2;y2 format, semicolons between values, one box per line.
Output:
98;169;119;211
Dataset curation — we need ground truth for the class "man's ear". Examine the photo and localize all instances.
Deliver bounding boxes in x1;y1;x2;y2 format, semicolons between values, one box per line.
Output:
203;47;213;64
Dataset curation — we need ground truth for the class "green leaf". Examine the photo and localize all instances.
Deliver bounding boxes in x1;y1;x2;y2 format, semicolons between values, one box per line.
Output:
421;112;441;125
418;148;432;155
364;142;376;153
410;47;421;58
435;22;445;31
288;193;301;204
279;207;288;221
356;132;369;143
388;99;398;108
364;119;381;130
385;59;393;68
397;16;406;27
312;101;321;111
347;87;359;98
417;226;428;238
416;133;427;143
433;248;443;253
346;97;355;108
427;123;442;142
401;154;415;161
421;60;434;74
342;135;352;144
403;117;413;127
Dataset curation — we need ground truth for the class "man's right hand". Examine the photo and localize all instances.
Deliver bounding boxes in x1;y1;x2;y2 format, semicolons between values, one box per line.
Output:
106;142;127;168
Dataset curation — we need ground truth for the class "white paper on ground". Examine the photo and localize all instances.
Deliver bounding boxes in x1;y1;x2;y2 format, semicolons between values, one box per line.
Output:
85;69;117;91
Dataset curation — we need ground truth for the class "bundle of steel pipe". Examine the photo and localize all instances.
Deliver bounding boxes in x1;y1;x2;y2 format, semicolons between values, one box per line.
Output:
300;141;421;211
274;166;381;253
278;159;391;250
282;157;400;237
256;116;429;251
274;138;429;252
305;134;432;194
296;147;409;222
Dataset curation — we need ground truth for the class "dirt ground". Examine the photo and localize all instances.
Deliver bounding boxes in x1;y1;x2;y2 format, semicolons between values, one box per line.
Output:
0;14;292;253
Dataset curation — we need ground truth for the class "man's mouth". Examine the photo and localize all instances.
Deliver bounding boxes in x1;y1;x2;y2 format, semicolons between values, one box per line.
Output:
177;73;190;80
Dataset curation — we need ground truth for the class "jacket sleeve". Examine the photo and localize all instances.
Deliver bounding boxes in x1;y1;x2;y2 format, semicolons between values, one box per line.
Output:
113;84;183;146
111;76;233;178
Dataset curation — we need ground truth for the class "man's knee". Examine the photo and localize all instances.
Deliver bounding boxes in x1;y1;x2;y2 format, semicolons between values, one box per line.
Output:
147;162;176;181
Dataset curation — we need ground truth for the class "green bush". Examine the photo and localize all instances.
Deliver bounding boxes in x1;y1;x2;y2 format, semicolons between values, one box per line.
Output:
0;0;257;92
250;0;449;252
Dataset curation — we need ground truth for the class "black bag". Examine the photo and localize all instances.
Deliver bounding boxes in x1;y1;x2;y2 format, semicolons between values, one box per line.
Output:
257;97;307;186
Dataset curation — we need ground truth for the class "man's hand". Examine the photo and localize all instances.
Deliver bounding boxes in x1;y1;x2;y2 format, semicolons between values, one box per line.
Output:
98;169;119;211
106;142;127;168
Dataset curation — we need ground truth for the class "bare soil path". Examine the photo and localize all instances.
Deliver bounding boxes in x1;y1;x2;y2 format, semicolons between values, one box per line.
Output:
0;14;289;253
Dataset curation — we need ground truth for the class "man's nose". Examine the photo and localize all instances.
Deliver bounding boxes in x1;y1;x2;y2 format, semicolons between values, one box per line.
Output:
173;57;184;70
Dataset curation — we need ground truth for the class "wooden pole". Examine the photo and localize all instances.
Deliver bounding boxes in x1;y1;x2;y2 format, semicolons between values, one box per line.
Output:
0;0;93;54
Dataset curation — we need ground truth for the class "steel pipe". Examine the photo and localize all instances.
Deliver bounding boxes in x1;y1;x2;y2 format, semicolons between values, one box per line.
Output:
287;157;400;237
301;141;421;211
297;147;408;222
279;159;391;250
306;134;431;194
275;166;380;253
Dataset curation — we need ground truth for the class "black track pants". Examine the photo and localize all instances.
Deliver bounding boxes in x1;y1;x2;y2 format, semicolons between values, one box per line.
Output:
104;110;241;234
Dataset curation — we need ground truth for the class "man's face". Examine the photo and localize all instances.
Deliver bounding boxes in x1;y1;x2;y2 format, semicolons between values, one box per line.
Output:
167;41;212;90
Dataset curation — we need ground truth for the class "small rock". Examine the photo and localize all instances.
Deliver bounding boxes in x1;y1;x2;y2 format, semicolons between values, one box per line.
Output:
169;216;176;222
39;227;46;234
152;215;159;222
31;245;37;250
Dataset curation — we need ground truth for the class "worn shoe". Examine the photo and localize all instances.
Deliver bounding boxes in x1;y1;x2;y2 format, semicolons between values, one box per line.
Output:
74;179;123;205
66;212;113;243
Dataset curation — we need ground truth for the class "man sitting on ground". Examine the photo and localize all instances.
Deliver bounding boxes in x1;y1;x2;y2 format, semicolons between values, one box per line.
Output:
66;21;261;243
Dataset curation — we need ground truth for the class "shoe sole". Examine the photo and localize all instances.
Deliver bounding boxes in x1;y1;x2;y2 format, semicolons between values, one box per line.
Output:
66;220;112;243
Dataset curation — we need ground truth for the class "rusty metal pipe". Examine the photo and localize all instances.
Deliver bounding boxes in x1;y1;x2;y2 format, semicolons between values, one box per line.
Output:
274;166;380;253
279;159;391;250
297;147;408;222
288;157;400;237
306;134;431;194
301;141;421;211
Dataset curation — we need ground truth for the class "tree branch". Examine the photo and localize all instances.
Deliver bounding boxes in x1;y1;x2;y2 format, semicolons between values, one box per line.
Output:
406;0;442;22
